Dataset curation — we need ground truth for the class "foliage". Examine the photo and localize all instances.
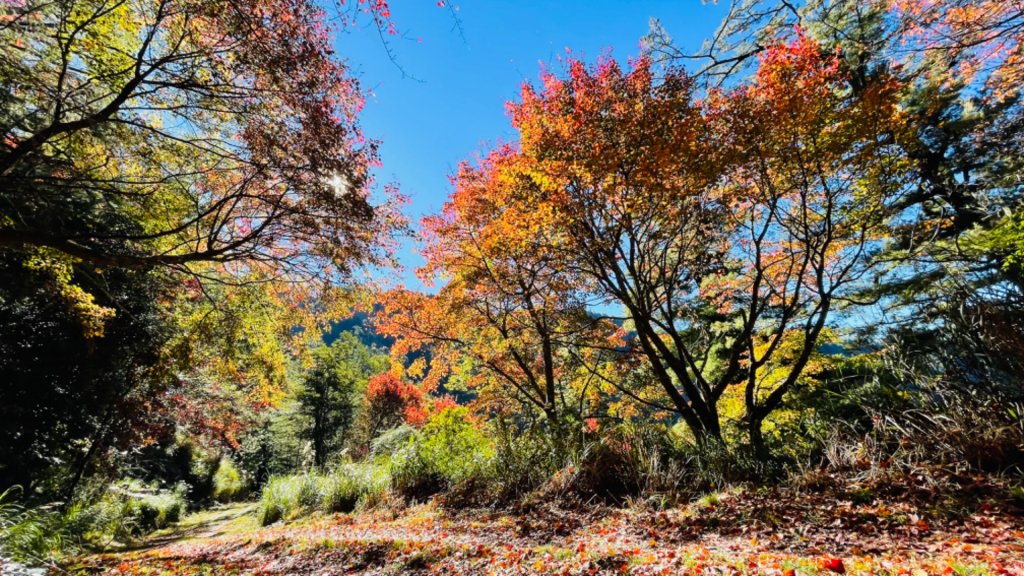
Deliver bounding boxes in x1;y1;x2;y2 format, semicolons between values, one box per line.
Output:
0;0;401;279
369;425;417;458
389;407;495;501
0;487;68;563
396;34;907;453
377;150;623;431
256;463;390;526
6;1;1024;574
485;424;567;502
362;372;427;438
892;0;1024;98
0;249;171;498
211;460;249;504
0;480;188;563
297;334;388;467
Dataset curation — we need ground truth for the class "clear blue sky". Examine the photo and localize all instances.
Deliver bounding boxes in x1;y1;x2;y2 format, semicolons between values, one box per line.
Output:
334;1;731;288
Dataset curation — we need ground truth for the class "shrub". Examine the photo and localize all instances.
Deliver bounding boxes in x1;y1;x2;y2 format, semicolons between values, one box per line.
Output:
389;407;494;502
518;425;683;506
370;424;416;457
256;475;301;525
320;463;389;513
486;426;564;503
212;459;249;503
256;463;392;525
388;444;446;502
86;480;187;539
416;407;494;484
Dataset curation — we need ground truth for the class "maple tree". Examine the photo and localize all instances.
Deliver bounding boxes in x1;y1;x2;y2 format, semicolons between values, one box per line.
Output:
363;371;427;437
480;35;907;449
892;0;1024;98
376;148;622;438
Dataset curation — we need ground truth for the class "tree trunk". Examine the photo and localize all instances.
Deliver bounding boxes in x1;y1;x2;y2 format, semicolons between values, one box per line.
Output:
748;416;769;461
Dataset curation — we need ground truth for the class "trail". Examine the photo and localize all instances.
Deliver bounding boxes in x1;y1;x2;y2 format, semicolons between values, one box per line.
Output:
127;503;256;552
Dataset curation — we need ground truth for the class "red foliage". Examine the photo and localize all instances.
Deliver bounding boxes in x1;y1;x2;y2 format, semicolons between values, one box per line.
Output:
365;372;426;429
821;557;846;573
430;395;460;415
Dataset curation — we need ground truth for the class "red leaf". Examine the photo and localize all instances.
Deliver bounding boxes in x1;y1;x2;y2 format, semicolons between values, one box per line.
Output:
821;558;845;573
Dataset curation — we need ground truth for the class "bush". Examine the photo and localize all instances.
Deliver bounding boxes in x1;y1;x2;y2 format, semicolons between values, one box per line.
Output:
137;435;224;503
0;480;188;562
486;426;564;503
256;463;391;526
389;407;494;502
370;424;416;457
212;459;249;503
86;480;187;540
516;425;683;506
256;475;301;525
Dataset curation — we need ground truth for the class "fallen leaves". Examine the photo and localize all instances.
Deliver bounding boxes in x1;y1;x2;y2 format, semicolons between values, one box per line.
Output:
70;487;1024;576
820;556;846;573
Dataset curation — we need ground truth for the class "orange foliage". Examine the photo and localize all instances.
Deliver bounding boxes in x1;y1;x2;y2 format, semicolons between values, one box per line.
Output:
892;0;1024;98
487;35;904;443
365;372;426;429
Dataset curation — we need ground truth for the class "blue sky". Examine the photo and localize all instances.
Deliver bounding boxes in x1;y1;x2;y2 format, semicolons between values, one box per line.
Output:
334;1;731;288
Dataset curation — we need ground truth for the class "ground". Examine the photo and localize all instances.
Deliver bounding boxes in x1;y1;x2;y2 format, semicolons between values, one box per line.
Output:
64;487;1024;576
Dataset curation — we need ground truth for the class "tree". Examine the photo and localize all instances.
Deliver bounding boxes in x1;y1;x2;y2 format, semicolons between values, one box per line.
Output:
675;1;1024;384
376;149;621;437
297;333;387;467
362;372;426;439
493;38;905;450
0;0;401;280
892;0;1024;98
0;248;171;498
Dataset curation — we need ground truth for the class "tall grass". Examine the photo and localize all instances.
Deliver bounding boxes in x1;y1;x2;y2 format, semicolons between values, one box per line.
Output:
256;463;390;525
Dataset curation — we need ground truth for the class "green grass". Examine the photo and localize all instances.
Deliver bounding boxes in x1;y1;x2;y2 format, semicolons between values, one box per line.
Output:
256;463;391;525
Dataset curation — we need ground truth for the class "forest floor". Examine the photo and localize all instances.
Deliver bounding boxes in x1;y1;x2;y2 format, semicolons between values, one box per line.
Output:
63;482;1024;576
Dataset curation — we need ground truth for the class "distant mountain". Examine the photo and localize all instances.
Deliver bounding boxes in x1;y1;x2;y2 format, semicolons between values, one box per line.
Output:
322;308;393;352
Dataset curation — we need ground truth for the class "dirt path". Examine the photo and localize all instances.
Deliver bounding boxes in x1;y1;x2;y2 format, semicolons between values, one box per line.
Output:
127;503;256;551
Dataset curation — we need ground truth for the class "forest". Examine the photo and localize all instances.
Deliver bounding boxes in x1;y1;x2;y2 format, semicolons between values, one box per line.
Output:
1;0;1023;574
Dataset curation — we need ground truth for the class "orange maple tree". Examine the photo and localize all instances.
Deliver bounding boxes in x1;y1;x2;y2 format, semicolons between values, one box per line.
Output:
437;35;909;449
376;147;622;434
364;371;427;434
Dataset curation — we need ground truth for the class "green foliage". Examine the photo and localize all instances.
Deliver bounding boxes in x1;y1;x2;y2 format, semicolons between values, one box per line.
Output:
370;425;416;458
135;435;230;504
256;463;390;526
84;480;187;541
297;333;389;467
486;426;565;502
212;459;249;503
236;405;309;485
412;407;495;485
0;487;68;563
0;481;187;562
390;407;494;501
0;249;170;497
